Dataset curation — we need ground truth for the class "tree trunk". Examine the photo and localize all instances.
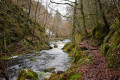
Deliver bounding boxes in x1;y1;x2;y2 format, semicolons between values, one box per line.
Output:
33;0;39;40
80;0;88;38
72;0;77;41
95;0;98;26
28;0;32;20
97;0;110;33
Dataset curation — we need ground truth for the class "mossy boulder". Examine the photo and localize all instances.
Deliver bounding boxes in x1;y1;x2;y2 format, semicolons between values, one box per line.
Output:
30;58;36;62
39;72;45;79
44;67;55;72
63;42;77;52
17;68;38;80
54;44;58;48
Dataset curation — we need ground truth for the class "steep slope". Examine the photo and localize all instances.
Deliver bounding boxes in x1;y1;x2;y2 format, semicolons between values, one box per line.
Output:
0;0;50;56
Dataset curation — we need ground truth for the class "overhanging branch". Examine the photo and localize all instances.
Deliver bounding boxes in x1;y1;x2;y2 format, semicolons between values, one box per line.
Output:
50;0;74;7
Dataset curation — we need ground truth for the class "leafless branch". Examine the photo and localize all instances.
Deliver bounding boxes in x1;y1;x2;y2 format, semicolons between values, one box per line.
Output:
50;0;74;7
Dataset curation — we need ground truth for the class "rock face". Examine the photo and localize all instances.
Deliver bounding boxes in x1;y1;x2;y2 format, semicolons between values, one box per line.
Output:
17;68;38;80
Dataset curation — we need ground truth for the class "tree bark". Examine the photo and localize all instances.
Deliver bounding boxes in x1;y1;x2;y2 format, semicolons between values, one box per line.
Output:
72;0;77;41
97;0;110;33
33;0;39;39
28;0;32;20
80;0;88;38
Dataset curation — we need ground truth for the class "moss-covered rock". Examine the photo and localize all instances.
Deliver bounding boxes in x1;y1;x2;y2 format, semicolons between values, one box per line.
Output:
39;72;45;79
30;58;36;62
63;42;77;52
17;68;38;80
44;67;55;72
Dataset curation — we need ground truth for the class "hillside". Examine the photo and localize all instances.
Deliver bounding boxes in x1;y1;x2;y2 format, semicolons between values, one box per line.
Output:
0;0;50;56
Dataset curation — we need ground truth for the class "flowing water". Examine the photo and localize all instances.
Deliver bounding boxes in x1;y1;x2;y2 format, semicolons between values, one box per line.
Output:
5;39;71;80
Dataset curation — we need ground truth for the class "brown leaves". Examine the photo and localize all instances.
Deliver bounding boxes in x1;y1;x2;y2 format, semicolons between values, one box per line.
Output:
78;40;120;80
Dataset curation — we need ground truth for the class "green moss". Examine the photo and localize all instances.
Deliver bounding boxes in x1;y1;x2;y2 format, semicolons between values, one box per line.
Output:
72;51;84;63
34;53;41;56
105;19;120;68
57;70;75;80
44;67;55;72
70;73;82;80
0;55;11;61
0;1;49;54
62;42;71;50
100;24;120;68
92;24;108;45
48;42;94;80
30;58;36;62
75;33;82;44
39;72;45;79
63;42;77;52
17;68;38;80
101;43;109;57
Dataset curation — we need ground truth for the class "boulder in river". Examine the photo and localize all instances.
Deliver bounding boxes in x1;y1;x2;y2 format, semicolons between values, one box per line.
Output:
54;44;58;48
17;68;38;80
44;67;55;72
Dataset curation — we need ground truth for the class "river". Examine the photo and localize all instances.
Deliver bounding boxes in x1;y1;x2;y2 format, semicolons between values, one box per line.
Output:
5;39;71;80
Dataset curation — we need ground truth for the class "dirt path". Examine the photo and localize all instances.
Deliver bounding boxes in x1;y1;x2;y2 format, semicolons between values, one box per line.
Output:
79;40;120;80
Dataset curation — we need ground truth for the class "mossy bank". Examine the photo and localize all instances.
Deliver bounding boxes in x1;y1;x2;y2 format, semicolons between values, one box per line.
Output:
44;42;93;80
0;0;51;57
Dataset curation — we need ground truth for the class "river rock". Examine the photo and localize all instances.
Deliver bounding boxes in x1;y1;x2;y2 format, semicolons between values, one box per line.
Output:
54;44;58;48
56;71;64;74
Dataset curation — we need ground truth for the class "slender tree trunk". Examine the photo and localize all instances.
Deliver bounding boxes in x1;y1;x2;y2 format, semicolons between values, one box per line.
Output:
33;0;39;39
45;1;48;32
28;0;32;20
95;0;98;26
72;0;77;41
80;0;88;38
23;0;32;38
97;0;110;33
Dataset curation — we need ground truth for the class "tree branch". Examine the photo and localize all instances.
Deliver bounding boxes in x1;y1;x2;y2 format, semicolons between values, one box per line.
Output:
50;0;74;7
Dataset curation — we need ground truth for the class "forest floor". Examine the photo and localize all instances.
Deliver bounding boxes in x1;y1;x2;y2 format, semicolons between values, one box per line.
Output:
78;40;120;80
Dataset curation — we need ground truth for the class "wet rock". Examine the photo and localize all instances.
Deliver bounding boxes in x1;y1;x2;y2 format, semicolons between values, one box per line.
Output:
39;72;45;79
49;46;53;49
54;44;58;48
44;73;51;79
